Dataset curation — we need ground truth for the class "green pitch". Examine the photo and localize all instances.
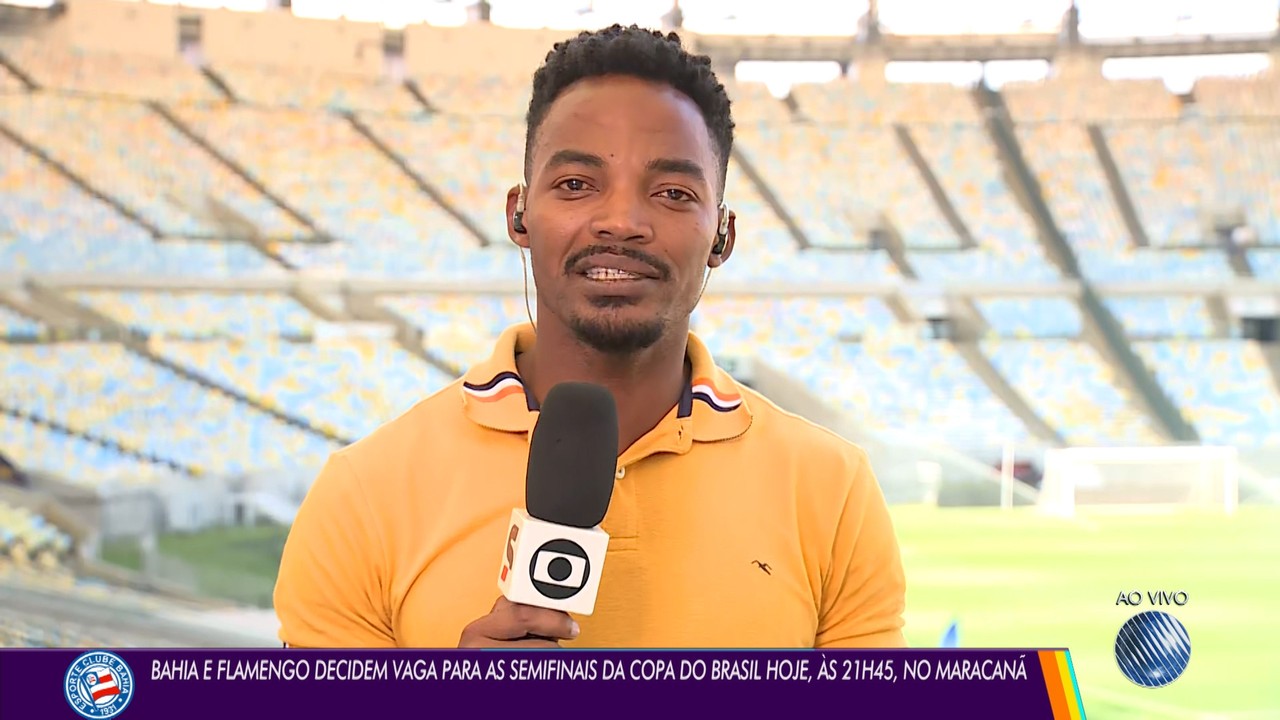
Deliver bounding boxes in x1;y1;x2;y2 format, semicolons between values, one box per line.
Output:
893;504;1280;720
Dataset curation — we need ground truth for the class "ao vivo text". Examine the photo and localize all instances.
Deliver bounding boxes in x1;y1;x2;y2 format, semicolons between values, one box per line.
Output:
1115;590;1189;606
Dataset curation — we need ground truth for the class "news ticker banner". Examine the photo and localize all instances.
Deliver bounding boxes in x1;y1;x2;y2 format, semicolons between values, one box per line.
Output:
0;648;1086;720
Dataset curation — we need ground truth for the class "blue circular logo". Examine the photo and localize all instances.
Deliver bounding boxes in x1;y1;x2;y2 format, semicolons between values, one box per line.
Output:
64;651;135;719
1114;611;1192;688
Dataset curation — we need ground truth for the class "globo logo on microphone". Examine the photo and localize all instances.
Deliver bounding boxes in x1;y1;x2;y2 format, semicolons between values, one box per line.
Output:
529;539;591;599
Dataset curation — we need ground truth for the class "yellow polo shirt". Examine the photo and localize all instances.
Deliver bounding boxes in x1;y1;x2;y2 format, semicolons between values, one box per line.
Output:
274;323;906;648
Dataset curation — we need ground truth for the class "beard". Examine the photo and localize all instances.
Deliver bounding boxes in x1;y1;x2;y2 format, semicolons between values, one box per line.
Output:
566;296;667;355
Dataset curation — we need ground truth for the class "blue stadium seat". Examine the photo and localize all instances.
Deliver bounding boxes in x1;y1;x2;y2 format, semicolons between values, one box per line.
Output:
0;344;340;479
0;306;41;339
153;338;457;440
976;298;1083;338
1105;297;1215;339
1137;340;1280;446
983;339;1164;445
73;292;316;339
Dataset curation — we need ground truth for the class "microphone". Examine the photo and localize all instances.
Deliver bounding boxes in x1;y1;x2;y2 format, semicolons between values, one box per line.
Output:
497;382;618;616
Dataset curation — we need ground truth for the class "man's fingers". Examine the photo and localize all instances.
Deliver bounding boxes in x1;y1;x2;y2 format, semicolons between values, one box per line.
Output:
499;603;580;641
458;598;580;648
502;637;562;649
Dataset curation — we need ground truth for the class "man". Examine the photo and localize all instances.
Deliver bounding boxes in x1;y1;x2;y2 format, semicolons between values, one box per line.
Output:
274;25;906;649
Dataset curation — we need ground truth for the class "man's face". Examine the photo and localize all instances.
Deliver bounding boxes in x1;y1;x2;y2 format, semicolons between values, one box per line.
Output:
508;76;734;355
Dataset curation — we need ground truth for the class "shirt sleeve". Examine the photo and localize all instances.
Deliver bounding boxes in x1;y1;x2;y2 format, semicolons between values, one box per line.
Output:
814;450;908;648
274;452;397;648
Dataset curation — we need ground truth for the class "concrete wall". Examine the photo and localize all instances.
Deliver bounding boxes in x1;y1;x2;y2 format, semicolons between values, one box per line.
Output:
51;0;578;80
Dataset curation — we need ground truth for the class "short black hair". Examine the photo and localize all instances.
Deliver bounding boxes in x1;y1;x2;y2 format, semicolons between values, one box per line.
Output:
524;24;735;197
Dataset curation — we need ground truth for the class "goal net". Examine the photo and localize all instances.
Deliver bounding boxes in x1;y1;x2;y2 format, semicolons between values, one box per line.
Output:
1039;445;1240;517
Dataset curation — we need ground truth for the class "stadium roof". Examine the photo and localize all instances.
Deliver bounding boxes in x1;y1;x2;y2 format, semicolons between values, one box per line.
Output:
3;0;1278;39
1;0;1275;90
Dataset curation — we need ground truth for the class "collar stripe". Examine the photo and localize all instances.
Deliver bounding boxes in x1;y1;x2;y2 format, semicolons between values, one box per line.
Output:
690;380;742;411
463;377;524;402
463;371;523;393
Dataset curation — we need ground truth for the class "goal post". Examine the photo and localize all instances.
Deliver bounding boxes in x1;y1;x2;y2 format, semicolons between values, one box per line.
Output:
1039;445;1240;518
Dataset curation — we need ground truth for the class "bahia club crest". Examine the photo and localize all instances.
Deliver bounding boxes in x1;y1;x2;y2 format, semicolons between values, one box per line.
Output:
65;651;135;719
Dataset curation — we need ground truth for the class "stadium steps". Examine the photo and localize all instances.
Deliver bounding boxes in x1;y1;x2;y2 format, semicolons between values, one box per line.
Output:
288;287;348;323
727;146;811;251
344;111;493;247
1086;124;1150;249
1206;295;1237;337
0;48;37;91
344;293;464;378
0;120;163;239
974;87;1079;278
22;281;134;335
1224;242;1255;278
870;219;919;279
951;341;1064;445
1260;344;1280;398
402;78;440;114
979;87;1200;444
0;294;50;333
891;125;978;251
198;66;239;103
146;102;331;245
0;405;196;478
185;193;298;270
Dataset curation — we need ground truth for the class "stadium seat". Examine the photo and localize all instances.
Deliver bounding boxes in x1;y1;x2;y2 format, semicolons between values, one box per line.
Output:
0;344;340;480
693;297;1024;452
0;500;72;562
73;291;317;339
0;37;220;103
174;104;523;280
0;134;280;277
1136;340;1280;446
0;411;173;488
213;61;423;116
0;93;309;240
0;305;41;339
983;339;1164;445
1105;297;1215;339
909;124;1059;279
152;338;456;440
976;298;1083;338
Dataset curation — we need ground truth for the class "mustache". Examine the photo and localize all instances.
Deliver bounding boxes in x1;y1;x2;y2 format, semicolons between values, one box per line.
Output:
564;245;671;280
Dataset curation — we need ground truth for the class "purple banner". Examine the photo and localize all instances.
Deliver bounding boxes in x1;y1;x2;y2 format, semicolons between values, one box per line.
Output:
1;648;1065;719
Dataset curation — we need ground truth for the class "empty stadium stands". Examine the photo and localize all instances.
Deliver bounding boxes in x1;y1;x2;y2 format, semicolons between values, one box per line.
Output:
152;338;455;441
0;132;279;277
73;291;316;339
0;500;72;558
0;344;341;480
1137;340;1280;446
0;93;309;240
0;411;174;488
0;37;219;103
215;61;424;116
1;32;1279;496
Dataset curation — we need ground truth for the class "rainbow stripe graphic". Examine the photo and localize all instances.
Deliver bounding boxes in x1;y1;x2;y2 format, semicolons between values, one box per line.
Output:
1038;650;1087;719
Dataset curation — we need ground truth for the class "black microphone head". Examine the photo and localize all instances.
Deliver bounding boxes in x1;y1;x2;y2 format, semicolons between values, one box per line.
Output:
525;382;619;529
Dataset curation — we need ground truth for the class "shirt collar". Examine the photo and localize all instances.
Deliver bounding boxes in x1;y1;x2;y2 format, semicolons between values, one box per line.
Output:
459;323;753;444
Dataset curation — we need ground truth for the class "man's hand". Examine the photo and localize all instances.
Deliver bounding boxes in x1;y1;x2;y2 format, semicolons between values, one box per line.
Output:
458;596;580;648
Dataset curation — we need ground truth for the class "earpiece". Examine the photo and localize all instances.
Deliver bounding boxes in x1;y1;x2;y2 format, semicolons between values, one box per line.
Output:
512;183;528;235
711;202;730;255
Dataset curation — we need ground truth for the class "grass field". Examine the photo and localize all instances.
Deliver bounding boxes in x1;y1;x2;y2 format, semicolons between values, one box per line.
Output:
103;505;1280;719
895;505;1280;720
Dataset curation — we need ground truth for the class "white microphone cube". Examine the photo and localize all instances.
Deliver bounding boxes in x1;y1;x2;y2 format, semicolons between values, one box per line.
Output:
497;508;609;616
